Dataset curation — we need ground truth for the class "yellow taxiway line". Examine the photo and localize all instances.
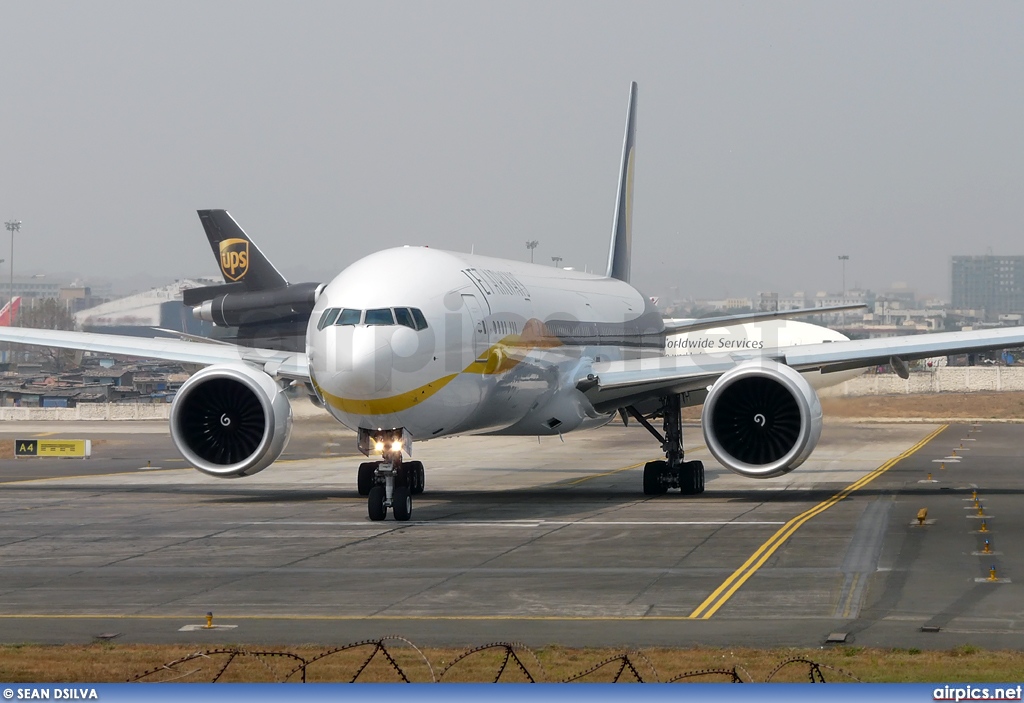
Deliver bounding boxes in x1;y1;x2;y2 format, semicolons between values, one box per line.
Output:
687;424;948;619
0;428;947;624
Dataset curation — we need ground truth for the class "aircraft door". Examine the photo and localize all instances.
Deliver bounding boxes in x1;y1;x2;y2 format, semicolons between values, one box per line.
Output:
461;293;488;359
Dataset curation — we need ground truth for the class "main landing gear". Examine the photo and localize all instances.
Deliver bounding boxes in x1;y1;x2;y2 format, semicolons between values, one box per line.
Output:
356;429;424;521
625;394;705;496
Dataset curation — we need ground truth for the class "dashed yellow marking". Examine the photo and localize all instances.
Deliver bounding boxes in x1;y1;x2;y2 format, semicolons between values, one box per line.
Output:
687;424;947;620
564;445;706;486
565;461;647;486
840;573;862;619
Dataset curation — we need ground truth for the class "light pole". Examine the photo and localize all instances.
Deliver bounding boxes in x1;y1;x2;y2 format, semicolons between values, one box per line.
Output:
525;240;538;264
837;254;850;329
4;221;20;327
838;254;849;296
551;256;562;267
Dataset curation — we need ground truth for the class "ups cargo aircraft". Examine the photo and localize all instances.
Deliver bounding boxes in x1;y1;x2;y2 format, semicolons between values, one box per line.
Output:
4;82;1024;522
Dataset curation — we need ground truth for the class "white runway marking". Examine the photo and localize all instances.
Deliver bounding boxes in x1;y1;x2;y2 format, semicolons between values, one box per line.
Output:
178;624;238;631
226;520;786;528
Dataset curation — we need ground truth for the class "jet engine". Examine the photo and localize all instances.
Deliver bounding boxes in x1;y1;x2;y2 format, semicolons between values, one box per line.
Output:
170;364;292;478
191;282;323;327
701;360;822;479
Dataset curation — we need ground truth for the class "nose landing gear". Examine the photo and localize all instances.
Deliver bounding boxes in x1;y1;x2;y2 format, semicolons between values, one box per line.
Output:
357;429;423;521
370;460;408;521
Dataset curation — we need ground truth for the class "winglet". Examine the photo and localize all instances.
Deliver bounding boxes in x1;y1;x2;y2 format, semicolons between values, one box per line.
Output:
606;82;637;282
197;210;289;290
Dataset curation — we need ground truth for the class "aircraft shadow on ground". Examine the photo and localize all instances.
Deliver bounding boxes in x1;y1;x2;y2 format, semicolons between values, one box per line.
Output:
8;478;1024;516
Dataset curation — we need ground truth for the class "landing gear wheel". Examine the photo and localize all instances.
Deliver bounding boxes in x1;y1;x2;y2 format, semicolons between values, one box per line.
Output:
407;460;425;495
357;462;377;496
392;486;412;521
643;461;669;495
678;460;705;495
630;395;704;497
367;485;387;521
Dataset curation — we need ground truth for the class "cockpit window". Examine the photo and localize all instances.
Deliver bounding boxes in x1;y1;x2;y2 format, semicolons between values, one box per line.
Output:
321;306;427;329
336;308;362;326
411;307;428;331
317;308;340;330
394;307;415;329
365;308;395;326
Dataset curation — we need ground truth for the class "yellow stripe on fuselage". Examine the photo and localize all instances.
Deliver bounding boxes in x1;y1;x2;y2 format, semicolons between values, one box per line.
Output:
313;335;538;416
315;372;459;415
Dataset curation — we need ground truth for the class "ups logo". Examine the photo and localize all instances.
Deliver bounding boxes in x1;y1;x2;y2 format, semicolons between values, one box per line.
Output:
219;238;249;281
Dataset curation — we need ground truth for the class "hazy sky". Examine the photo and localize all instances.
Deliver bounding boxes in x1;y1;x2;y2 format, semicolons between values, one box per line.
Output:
2;2;1023;299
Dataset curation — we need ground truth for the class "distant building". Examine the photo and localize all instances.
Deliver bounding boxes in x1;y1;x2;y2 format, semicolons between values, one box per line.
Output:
0;277;62;300
59;286;106;314
952;255;1024;319
757;292;779;312
74;278;218;335
693;297;754;312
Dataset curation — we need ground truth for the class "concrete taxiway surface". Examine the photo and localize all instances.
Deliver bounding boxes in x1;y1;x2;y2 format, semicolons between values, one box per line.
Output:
0;418;1021;649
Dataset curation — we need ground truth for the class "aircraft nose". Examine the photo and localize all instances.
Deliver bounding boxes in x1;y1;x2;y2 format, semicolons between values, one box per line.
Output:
335;326;393;395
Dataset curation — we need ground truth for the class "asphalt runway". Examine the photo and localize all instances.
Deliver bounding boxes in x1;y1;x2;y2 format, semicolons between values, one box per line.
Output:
0;417;1022;650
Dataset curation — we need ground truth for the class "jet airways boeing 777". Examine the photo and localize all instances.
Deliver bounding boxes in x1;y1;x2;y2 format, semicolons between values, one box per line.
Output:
4;82;1023;522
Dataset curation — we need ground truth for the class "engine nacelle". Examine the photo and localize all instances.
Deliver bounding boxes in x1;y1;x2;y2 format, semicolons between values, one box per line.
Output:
170;364;292;478
192;282;322;327
701;360;822;479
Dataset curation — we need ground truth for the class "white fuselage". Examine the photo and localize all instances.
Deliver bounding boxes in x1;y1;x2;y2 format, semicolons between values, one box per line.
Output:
307;247;856;441
665;319;863;390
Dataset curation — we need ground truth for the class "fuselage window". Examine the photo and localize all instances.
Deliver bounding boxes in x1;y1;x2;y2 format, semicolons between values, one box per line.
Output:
336;308;362;326
365;308;395;326
394;307;416;329
411;308;429;331
317;308;340;331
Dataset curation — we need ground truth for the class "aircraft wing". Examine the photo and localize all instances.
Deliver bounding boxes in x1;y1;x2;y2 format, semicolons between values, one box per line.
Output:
0;327;309;380
662;304;865;335
579;326;1024;413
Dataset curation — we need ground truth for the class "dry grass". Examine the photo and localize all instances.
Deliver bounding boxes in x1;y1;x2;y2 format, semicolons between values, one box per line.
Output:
0;643;1021;683
820;391;1024;419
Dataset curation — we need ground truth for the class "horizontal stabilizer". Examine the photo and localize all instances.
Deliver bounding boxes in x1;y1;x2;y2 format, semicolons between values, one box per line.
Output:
182;282;245;307
662;304;866;336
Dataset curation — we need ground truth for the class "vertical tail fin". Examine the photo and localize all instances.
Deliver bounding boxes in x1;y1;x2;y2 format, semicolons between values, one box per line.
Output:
606;81;637;282
197;210;289;290
0;296;20;326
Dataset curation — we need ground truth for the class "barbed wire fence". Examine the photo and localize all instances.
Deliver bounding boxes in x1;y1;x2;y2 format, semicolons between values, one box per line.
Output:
127;639;863;684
